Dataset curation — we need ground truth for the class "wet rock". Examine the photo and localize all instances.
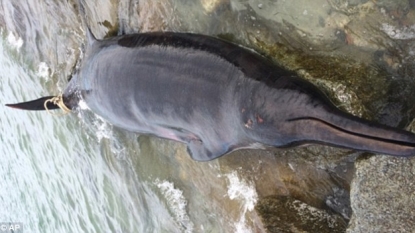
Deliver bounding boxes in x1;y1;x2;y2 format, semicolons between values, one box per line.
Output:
200;0;230;13
347;153;415;232
256;196;347;233
221;147;355;214
376;0;410;12
325;187;352;220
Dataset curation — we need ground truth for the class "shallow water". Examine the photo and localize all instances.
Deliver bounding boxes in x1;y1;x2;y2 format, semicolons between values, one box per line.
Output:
1;0;415;232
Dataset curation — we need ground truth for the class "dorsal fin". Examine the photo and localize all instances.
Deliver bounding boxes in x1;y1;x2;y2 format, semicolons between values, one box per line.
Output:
86;27;97;46
77;0;97;46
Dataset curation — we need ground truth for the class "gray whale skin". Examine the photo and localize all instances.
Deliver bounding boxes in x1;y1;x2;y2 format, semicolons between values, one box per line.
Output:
7;31;415;161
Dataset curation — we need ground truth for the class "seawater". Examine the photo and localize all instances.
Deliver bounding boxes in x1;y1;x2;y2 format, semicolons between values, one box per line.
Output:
0;30;176;233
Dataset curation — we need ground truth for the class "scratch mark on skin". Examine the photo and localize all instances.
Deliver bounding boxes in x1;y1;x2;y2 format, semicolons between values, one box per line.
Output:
256;114;264;124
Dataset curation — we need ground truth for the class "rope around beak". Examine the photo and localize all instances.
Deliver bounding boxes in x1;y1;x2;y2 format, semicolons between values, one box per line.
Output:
44;94;71;115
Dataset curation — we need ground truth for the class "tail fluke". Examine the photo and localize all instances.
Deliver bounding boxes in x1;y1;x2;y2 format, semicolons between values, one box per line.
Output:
5;96;60;111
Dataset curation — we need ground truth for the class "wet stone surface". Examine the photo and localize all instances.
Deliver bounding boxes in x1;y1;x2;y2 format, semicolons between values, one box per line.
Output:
347;154;415;233
256;196;347;233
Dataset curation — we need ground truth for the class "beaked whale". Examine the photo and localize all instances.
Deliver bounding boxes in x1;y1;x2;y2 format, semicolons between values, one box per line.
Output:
6;30;415;161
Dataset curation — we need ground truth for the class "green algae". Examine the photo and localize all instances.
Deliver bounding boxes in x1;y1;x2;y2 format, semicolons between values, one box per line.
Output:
100;20;119;38
251;36;415;128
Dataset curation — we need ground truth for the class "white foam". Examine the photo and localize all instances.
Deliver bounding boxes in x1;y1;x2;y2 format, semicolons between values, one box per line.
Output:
37;62;50;78
6;32;23;50
77;105;113;142
225;171;258;233
93;115;113;142
154;179;194;233
77;99;89;110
